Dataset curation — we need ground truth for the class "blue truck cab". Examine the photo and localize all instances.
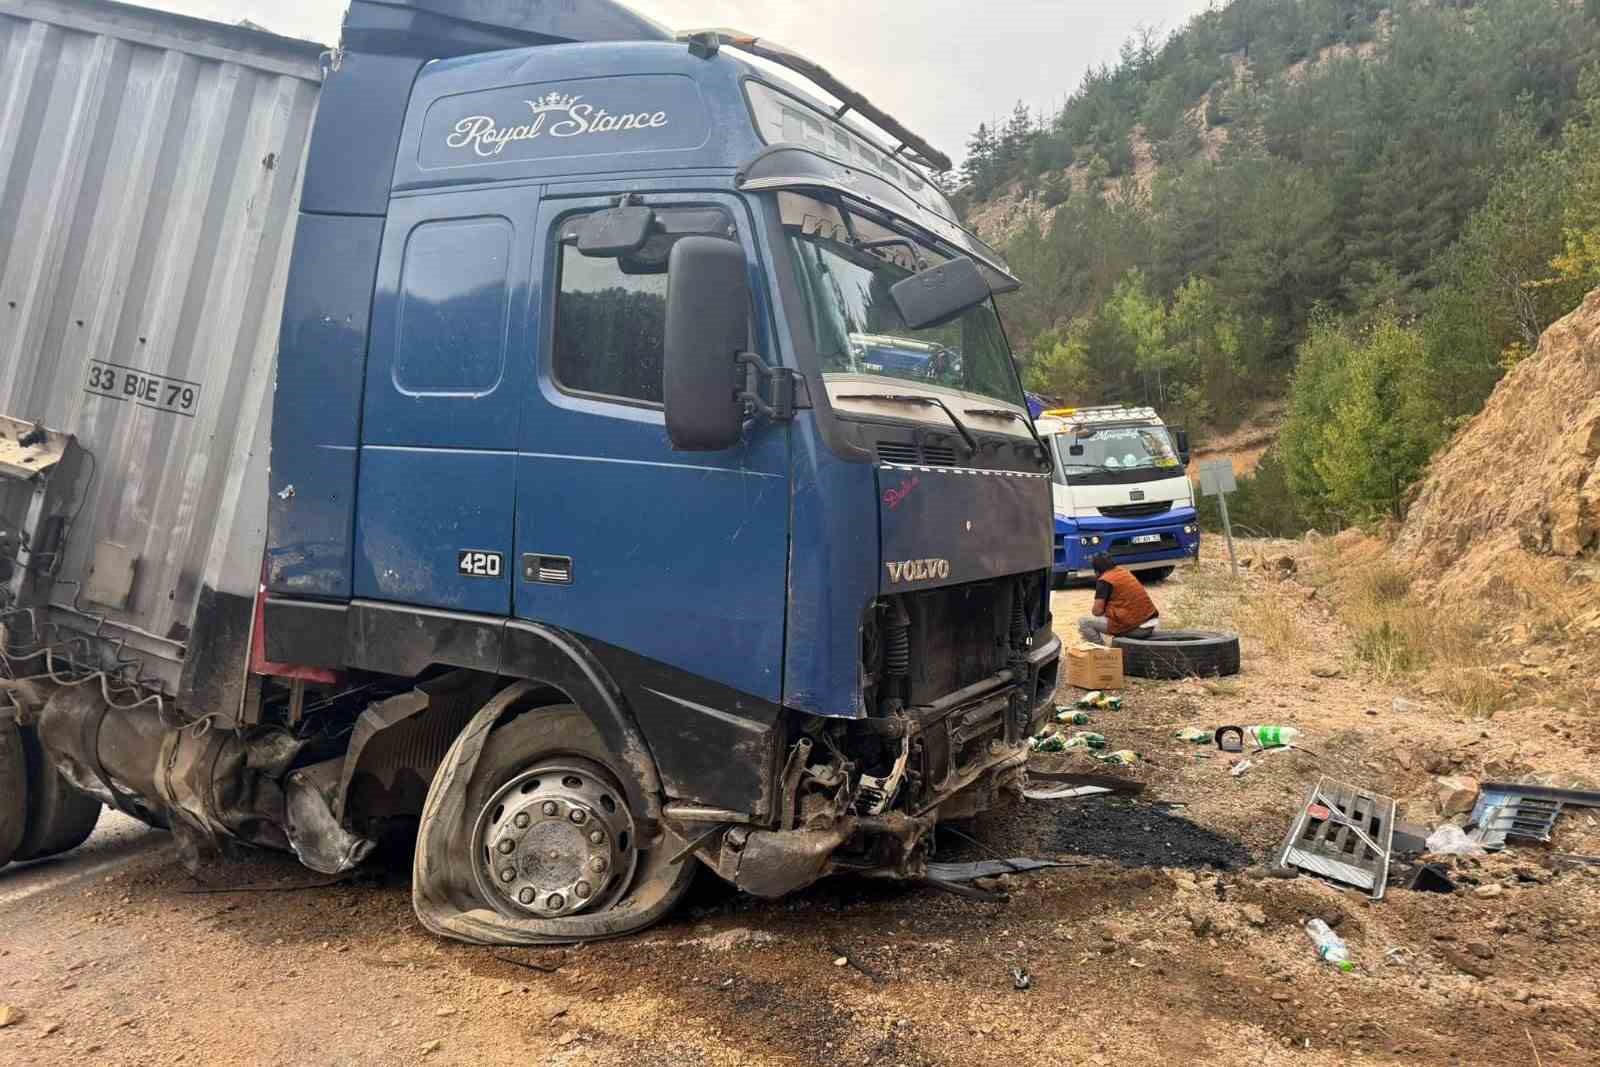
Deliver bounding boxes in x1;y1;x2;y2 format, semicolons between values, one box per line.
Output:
255;1;1059;943
1036;406;1201;586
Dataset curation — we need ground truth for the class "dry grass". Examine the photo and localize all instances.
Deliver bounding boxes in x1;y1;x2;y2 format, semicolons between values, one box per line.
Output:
1166;561;1308;657
1306;536;1509;718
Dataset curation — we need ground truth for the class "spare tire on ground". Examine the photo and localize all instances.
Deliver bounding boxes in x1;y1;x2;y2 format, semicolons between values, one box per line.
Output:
1112;630;1241;679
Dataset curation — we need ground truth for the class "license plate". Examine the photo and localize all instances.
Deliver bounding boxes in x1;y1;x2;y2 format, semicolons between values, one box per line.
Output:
1131;534;1162;545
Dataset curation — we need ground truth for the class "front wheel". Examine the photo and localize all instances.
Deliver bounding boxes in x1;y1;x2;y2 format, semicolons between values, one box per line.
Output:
415;700;695;944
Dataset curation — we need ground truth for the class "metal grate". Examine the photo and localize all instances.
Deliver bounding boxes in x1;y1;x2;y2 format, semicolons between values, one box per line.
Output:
1278;776;1396;900
1471;791;1562;849
876;442;920;465
922;444;958;465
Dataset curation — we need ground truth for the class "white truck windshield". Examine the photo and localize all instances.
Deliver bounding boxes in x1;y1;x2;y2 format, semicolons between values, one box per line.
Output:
1051;425;1181;484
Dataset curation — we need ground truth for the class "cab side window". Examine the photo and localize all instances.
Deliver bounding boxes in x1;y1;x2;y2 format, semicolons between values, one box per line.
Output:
552;207;738;405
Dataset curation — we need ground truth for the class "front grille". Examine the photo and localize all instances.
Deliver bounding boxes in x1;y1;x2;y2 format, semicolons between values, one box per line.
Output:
1110;534;1179;557
1100;501;1172;519
876;442;960;466
877;442;920;464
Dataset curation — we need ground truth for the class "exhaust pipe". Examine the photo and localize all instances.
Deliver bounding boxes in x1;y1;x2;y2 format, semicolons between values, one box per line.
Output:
35;685;371;872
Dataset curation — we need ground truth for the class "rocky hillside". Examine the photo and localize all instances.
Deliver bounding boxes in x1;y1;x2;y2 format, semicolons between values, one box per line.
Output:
1396;287;1600;635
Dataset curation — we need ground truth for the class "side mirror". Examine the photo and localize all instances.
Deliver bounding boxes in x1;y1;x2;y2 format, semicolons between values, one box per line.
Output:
1174;428;1191;466
578;206;655;257
664;236;748;451
889;255;991;330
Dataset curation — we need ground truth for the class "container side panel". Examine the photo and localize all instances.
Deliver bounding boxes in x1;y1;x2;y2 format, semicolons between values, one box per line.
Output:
0;4;321;697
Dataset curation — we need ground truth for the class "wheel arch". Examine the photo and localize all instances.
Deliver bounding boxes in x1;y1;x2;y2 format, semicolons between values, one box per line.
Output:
335;617;667;835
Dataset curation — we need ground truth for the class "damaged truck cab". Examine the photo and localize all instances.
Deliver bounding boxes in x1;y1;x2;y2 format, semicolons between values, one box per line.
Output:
7;0;1059;944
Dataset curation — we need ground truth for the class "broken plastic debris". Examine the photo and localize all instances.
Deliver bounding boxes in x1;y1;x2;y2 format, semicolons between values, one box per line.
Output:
1424;824;1486;857
1023;783;1114;801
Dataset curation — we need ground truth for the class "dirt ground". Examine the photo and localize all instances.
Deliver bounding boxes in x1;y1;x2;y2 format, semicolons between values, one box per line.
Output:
2;546;1598;1066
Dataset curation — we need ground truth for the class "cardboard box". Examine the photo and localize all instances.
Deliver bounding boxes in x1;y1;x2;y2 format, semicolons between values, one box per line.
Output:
1067;644;1125;691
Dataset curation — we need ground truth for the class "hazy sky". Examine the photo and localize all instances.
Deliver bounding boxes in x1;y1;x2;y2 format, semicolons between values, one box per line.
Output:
144;0;1212;166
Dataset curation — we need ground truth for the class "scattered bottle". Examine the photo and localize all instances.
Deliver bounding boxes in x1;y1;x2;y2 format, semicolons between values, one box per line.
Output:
1246;725;1301;749
1175;727;1215;744
1029;732;1068;753
1092;749;1138;766
1305;919;1354;973
1075;691;1123;712
1057;709;1094;726
1062;731;1108;751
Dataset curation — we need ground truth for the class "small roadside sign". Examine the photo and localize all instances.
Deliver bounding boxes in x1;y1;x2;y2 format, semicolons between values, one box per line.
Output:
1198;459;1240;578
1199;458;1237;497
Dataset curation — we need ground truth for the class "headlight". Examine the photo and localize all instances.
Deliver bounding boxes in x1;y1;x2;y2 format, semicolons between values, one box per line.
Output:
1184;524;1198;535
1079;535;1102;546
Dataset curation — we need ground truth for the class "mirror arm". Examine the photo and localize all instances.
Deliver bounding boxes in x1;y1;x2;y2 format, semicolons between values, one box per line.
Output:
736;352;804;422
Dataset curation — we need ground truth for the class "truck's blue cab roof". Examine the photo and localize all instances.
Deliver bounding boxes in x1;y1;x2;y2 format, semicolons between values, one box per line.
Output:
393;42;764;192
344;0;670;55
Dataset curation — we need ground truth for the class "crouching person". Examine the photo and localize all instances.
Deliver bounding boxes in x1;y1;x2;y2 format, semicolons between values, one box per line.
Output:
1078;553;1160;646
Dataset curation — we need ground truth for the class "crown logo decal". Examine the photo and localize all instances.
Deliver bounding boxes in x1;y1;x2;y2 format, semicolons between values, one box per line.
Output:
526;92;582;114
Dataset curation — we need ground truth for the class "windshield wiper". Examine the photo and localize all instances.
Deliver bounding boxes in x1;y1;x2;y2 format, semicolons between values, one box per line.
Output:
837;393;979;455
964;408;1052;468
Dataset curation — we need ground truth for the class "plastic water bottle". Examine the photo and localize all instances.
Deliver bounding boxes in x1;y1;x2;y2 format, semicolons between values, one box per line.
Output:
1305;919;1354;973
1247;725;1301;749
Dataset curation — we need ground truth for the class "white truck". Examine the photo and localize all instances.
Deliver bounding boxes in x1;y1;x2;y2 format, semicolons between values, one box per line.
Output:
1034;405;1201;586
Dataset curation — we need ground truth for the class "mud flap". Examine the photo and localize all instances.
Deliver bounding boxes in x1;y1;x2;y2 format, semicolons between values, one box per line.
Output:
412;681;693;945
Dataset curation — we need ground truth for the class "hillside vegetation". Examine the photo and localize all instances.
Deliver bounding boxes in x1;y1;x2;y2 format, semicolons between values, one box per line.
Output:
961;0;1600;533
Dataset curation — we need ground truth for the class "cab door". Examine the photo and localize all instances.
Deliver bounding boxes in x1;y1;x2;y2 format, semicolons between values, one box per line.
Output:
514;191;790;706
355;188;536;614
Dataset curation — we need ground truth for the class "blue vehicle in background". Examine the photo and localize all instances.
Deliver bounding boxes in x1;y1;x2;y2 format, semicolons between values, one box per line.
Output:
12;0;1061;946
1035;406;1202;587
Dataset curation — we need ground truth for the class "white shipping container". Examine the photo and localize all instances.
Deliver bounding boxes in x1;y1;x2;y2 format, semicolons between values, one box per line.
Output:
0;0;323;708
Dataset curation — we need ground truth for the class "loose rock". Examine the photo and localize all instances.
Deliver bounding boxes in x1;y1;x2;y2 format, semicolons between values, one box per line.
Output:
1435;775;1480;816
1443;948;1493;979
0;1006;24;1029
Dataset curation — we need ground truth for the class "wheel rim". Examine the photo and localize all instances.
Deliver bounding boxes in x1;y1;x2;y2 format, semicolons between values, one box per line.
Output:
471;758;638;919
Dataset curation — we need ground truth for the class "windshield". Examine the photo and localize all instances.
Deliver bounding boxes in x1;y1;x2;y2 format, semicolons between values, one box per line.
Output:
1050;425;1182;485
780;196;1025;408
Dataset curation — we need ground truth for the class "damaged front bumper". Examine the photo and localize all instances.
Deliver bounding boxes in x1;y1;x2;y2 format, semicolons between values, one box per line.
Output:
697;633;1060;899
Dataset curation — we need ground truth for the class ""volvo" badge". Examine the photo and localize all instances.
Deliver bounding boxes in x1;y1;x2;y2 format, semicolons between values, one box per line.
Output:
885;559;951;584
